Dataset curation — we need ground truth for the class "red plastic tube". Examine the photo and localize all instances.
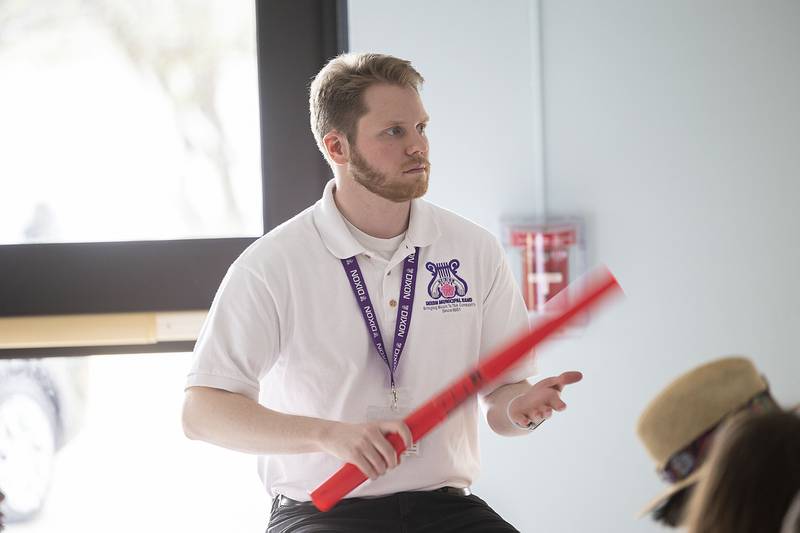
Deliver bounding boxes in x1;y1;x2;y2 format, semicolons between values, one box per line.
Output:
310;266;622;511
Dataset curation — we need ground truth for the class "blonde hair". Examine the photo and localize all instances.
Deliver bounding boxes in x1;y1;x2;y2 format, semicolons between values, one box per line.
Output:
309;53;424;161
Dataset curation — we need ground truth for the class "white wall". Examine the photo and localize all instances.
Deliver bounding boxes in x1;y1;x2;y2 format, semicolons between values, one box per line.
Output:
349;1;800;532
349;0;542;237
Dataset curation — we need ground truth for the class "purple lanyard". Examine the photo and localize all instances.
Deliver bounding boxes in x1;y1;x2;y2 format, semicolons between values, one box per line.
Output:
341;247;420;393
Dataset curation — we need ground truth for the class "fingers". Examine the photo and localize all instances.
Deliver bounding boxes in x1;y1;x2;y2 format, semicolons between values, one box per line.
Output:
535;408;553;420
357;421;413;480
535;370;583;392
509;406;531;427
527;395;561;419
397;422;413;449
322;421;413;480
557;371;583;388
519;407;551;427
549;395;567;411
512;374;580;425
342;427;390;480
358;444;385;479
382;420;413;450
533;375;562;390
370;426;399;470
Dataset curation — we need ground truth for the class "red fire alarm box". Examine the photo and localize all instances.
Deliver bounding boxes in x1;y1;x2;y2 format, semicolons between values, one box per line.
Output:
503;218;585;315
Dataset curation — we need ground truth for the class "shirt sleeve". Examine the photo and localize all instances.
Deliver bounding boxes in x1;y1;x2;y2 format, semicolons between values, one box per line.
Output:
477;239;537;397
185;263;280;401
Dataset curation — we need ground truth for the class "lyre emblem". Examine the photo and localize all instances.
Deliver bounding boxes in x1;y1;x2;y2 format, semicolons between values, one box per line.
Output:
425;259;468;299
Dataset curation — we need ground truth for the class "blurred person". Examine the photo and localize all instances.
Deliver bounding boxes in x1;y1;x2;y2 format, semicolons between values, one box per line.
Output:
684;410;800;533
636;357;782;527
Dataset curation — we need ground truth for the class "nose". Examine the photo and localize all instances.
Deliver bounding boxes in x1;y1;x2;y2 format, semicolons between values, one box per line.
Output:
406;130;429;158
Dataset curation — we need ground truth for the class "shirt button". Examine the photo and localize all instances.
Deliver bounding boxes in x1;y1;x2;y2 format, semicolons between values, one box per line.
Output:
389;299;397;308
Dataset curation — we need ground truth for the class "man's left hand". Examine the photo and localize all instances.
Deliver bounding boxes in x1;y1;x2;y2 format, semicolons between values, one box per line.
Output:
507;371;583;428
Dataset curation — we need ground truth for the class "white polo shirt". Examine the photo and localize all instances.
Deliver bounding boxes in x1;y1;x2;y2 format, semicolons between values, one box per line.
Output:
187;179;535;501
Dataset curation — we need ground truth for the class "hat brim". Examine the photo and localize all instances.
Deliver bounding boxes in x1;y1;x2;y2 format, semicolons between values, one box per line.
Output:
638;465;708;518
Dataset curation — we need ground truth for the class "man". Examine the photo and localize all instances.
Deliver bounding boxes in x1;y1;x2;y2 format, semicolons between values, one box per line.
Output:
183;52;581;532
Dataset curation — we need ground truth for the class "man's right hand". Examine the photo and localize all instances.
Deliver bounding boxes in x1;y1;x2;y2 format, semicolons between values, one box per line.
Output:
318;420;413;480
183;387;413;466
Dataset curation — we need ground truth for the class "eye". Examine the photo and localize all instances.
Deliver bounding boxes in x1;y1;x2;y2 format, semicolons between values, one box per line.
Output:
417;123;427;134
386;126;404;137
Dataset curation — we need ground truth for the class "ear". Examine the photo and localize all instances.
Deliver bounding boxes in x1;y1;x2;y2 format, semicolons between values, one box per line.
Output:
322;130;350;165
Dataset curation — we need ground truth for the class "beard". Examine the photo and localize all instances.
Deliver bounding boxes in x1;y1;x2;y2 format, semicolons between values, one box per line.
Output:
350;145;430;203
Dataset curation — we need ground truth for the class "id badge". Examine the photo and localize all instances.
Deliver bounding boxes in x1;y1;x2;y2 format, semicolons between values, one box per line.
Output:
366;387;421;458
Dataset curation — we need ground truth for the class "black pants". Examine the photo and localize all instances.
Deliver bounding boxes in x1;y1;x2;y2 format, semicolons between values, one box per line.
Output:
267;490;519;533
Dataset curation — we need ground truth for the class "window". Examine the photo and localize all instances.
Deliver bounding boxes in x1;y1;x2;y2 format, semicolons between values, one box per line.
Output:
1;353;269;531
0;0;348;357
1;2;347;530
1;2;263;246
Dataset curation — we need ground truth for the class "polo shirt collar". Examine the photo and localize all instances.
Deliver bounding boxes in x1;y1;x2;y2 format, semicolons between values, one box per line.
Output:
313;179;441;260
406;190;441;250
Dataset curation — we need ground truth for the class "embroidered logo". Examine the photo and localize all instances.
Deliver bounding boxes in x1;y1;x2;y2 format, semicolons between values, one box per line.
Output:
423;259;475;313
425;259;468;299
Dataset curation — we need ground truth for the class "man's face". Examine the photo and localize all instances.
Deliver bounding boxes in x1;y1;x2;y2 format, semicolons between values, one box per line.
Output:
348;83;430;203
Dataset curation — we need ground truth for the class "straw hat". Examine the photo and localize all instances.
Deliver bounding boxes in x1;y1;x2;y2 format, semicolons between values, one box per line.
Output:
636;357;769;517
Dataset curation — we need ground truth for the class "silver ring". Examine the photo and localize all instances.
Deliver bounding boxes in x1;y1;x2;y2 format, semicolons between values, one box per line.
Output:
513;417;544;431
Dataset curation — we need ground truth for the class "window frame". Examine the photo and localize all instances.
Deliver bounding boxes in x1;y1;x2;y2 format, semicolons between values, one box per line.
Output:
0;0;348;358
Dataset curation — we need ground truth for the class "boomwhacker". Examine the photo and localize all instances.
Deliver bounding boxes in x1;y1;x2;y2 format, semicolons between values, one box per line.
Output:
310;265;623;511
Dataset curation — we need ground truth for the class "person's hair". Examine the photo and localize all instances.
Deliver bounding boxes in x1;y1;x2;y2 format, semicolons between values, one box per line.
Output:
308;52;424;161
783;490;800;533
685;410;800;533
653;486;694;527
